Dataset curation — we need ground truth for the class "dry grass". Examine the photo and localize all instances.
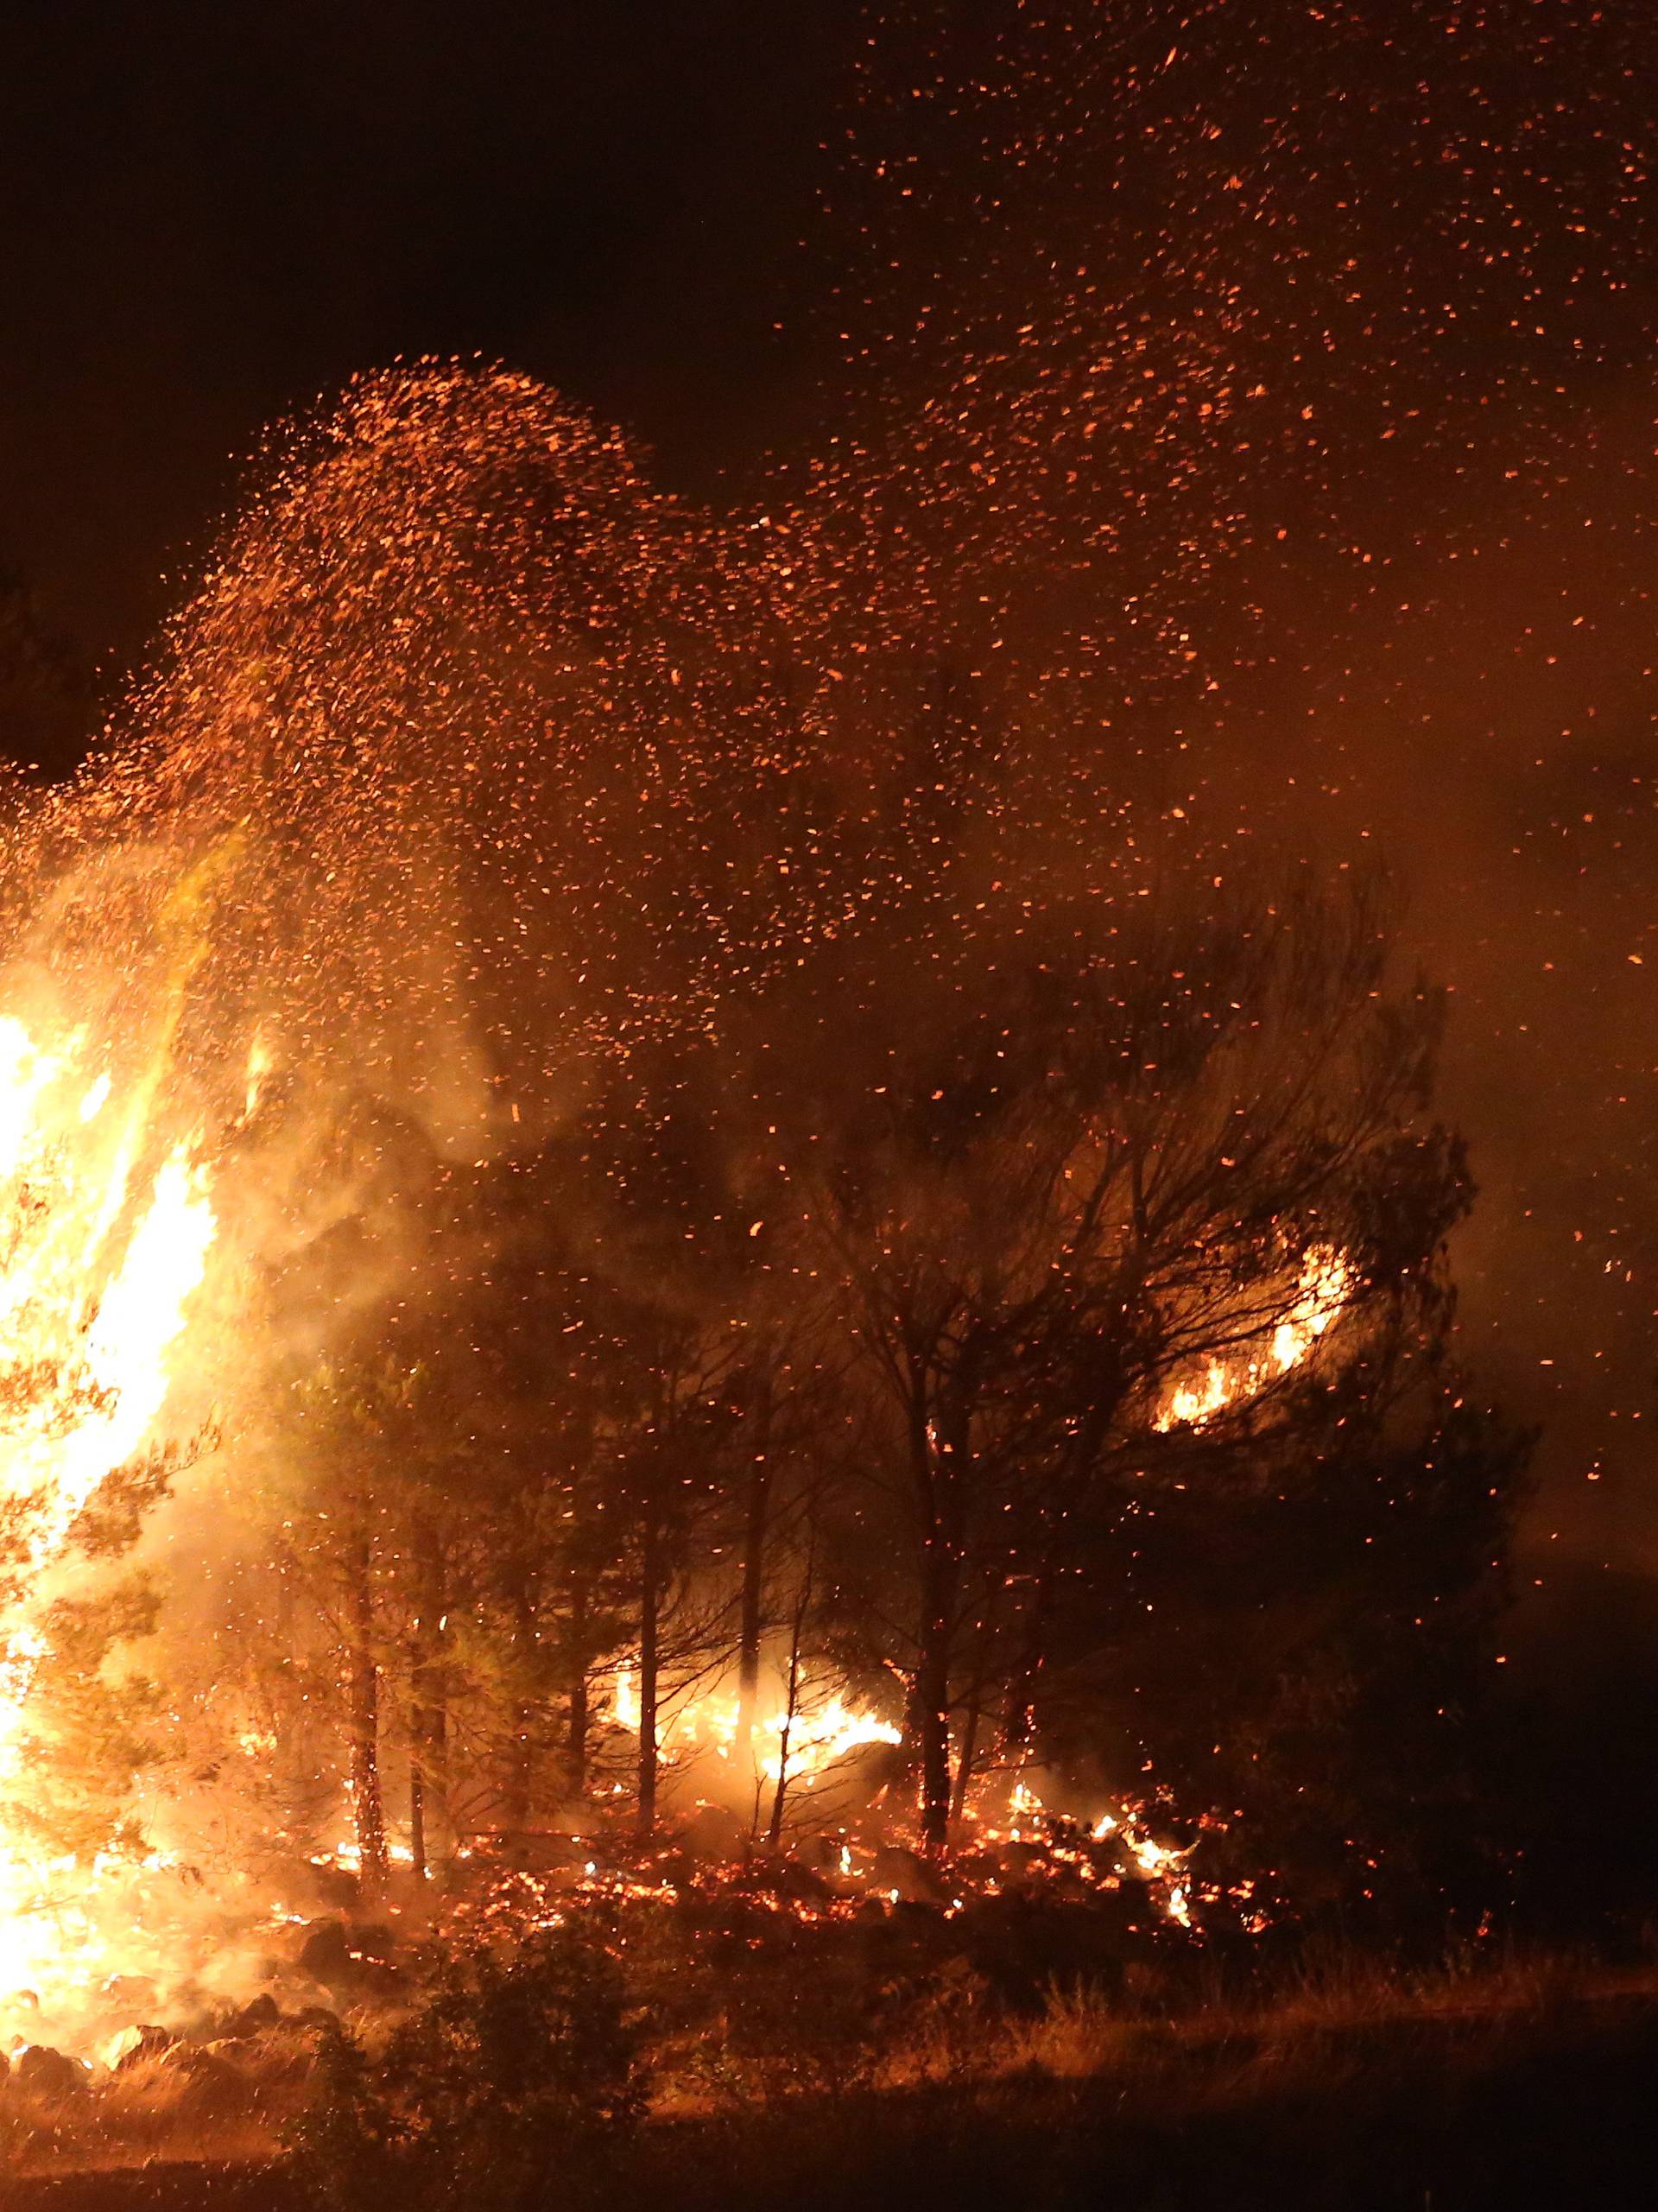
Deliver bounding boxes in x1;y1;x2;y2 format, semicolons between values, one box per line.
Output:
9;1939;1658;2188
2;2019;350;2180
634;1932;1658;2128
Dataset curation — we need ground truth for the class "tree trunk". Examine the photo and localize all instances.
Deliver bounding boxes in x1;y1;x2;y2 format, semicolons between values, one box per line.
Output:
563;1413;597;1803
915;1527;958;1853
735;1376;775;1783
566;1664;590;1801
408;1520;448;1885
913;1387;967;1855
408;1762;426;1887
505;1573;537;1847
768;1537;813;1848
345;1522;389;1899
637;1516;661;1836
766;1649;798;1849
1002;1555;1053;1764
950;1626;985;1831
949;1694;978;1831
564;1509;592;1801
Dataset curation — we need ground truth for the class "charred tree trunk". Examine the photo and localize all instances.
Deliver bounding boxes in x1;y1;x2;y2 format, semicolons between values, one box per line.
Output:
950;1600;992;1831
566;1660;590;1801
1002;1554;1053;1764
345;1520;389;1899
915;1530;959;1854
505;1570;538;1849
408;1520;448;1886
735;1375;775;1783
637;1515;661;1837
949;1696;978;1831
914;1387;969;1855
768;1537;813;1848
563;1415;598;1803
408;1762;426;1887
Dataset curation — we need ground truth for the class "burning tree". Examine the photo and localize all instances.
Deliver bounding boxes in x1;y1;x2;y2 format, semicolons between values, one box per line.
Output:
193;842;1508;1908
768;861;1478;1850
0;980;225;2031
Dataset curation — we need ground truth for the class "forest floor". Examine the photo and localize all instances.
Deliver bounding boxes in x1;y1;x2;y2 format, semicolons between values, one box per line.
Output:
9;1943;1658;2211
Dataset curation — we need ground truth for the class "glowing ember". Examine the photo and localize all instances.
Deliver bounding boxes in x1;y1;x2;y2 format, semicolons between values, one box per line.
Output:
984;1776;1199;1927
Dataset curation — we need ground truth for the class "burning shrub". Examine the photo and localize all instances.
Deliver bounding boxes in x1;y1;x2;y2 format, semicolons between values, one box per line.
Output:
284;1923;642;2211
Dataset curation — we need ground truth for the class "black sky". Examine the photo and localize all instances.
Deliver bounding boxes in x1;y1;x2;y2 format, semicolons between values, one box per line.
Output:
0;3;853;668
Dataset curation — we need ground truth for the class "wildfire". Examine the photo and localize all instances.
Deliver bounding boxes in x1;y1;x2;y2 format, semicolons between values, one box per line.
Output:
0;1006;218;2028
1158;1244;1353;1430
989;1778;1198;1925
596;1683;1206;1930
606;1667;902;1792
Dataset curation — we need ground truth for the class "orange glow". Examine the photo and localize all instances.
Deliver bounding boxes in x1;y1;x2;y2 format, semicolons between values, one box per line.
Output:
1158;1244;1353;1430
604;1665;902;1791
0;1006;218;2030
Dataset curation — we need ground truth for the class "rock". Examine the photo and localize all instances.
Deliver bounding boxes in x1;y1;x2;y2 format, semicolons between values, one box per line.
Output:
680;1802;749;1859
307;1862;358;1909
294;1918;352;1984
223;1992;283;2039
349;1957;406;2001
792;1833;849;1873
276;1975;341;2015
112;2023;178;2071
287;1915;402;1993
349;1921;399;1963
495;1830;591;1873
292;2004;342;2033
208;2026;317;2091
869;1844;951;1903
15;2044;88;2100
752;1855;835;1903
648;1847;697;1887
161;2042;247;2114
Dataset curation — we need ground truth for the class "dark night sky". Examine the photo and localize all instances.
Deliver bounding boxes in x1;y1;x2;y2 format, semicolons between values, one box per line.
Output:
0;3;853;664
1;1;1654;1666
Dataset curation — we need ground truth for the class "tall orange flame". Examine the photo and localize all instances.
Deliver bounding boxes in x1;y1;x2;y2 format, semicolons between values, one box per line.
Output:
0;849;236;2026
